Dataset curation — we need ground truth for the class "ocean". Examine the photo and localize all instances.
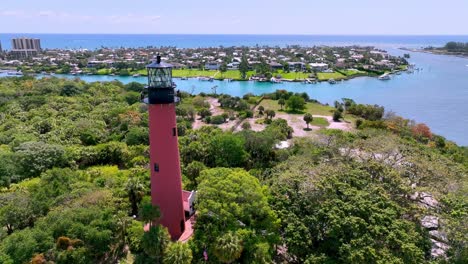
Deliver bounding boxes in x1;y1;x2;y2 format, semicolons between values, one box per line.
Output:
0;34;467;145
1;34;468;50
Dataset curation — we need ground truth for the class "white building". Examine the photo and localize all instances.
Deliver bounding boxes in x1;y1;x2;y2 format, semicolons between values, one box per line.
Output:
205;62;221;70
309;62;329;72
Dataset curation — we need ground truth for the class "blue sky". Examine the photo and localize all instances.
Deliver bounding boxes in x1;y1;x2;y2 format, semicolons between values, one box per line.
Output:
1;0;467;35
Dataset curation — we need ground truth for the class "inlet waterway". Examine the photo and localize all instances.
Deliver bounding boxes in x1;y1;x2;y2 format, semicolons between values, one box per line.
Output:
1;35;467;145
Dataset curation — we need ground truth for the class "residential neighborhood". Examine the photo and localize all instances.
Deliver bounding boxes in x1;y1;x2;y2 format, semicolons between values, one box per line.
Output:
0;41;409;81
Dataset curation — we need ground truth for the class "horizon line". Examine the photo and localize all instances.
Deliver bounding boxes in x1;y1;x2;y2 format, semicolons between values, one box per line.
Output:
1;33;468;36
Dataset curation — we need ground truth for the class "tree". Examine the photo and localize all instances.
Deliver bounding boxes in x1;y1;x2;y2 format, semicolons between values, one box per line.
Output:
194;168;279;263
125;127;149;146
239;56;249;79
15;142;67;177
125;82;145;92
0;192;36;234
198;108;212;119
303;113;313;129
278;98;286;110
141;225;170;263
208;134;248;167
213;232;244;263
60;83;81;96
139;198;160;227
184;161;206;188
163;242;193;264
286;95;306;112
269;161;429;263
266;109;276;119
258;105;265;115
333;110;342;121
411;123;432;141
220;62;228;77
125;177;147;216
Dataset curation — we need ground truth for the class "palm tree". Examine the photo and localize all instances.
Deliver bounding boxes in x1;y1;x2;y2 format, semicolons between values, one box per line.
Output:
125;177;146;217
266;110;276;119
278;98;285;110
303;113;313;129
213;232;243;263
164;242;193;264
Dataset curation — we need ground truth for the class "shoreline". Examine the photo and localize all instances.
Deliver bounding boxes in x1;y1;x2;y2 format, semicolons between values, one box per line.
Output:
400;47;468;59
2;69;399;83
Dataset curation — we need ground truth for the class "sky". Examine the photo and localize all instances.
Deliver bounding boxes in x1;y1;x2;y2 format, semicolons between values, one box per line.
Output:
1;0;467;35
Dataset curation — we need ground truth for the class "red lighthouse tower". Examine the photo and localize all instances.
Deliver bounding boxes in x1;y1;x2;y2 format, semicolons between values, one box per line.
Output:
145;55;185;240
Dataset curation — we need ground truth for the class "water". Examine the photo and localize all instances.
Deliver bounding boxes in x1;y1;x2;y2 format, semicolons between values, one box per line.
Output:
0;34;467;145
2;34;468;50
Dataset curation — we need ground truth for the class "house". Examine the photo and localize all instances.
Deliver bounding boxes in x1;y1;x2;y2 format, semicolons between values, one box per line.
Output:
182;190;196;217
205;62;221;70
269;62;283;70
288;62;306;71
170;62;186;69
309;62;329;72
227;62;240;70
351;54;364;61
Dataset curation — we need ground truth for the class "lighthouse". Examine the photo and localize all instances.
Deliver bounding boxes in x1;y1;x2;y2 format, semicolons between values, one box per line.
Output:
145;55;185;240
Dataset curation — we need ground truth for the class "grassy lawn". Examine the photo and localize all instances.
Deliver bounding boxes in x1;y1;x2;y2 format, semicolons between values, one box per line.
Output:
132;69;256;80
340;69;367;76
310;117;329;127
398;65;408;70
316;72;347;81
218;70;256;80
274;70;313;80
305;102;335;116
259;99;335;116
97;68;112;75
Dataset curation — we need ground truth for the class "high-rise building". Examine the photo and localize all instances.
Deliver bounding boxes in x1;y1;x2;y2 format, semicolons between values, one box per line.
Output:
10;37;41;59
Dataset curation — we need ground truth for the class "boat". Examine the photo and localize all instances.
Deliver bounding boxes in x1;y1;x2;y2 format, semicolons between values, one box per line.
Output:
270;77;282;83
132;74;140;77
7;71;23;76
328;78;337;84
180;77;188;80
198;77;213;82
378;73;391;80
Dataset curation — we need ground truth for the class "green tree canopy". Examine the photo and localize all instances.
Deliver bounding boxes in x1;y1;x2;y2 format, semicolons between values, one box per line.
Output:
194;168;279;263
286;95;306;112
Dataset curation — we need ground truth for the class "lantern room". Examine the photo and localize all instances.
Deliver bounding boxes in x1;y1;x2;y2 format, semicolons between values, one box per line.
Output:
145;55;175;104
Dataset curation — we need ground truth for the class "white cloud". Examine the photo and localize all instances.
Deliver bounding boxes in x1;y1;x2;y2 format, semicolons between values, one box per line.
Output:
38;10;55;17
0;10;25;17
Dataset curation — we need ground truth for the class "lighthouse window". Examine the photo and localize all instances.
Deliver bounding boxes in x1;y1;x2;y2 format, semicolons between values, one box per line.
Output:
172;127;177;136
154;163;159;172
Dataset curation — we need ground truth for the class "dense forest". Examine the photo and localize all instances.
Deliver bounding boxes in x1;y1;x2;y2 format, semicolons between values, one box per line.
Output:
0;77;466;264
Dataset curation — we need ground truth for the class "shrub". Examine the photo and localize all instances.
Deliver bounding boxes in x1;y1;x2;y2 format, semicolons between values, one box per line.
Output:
242;122;252;130
333;110;342;121
356;119;363;129
198;108;212;118
210;115;225;125
125;127;149;145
